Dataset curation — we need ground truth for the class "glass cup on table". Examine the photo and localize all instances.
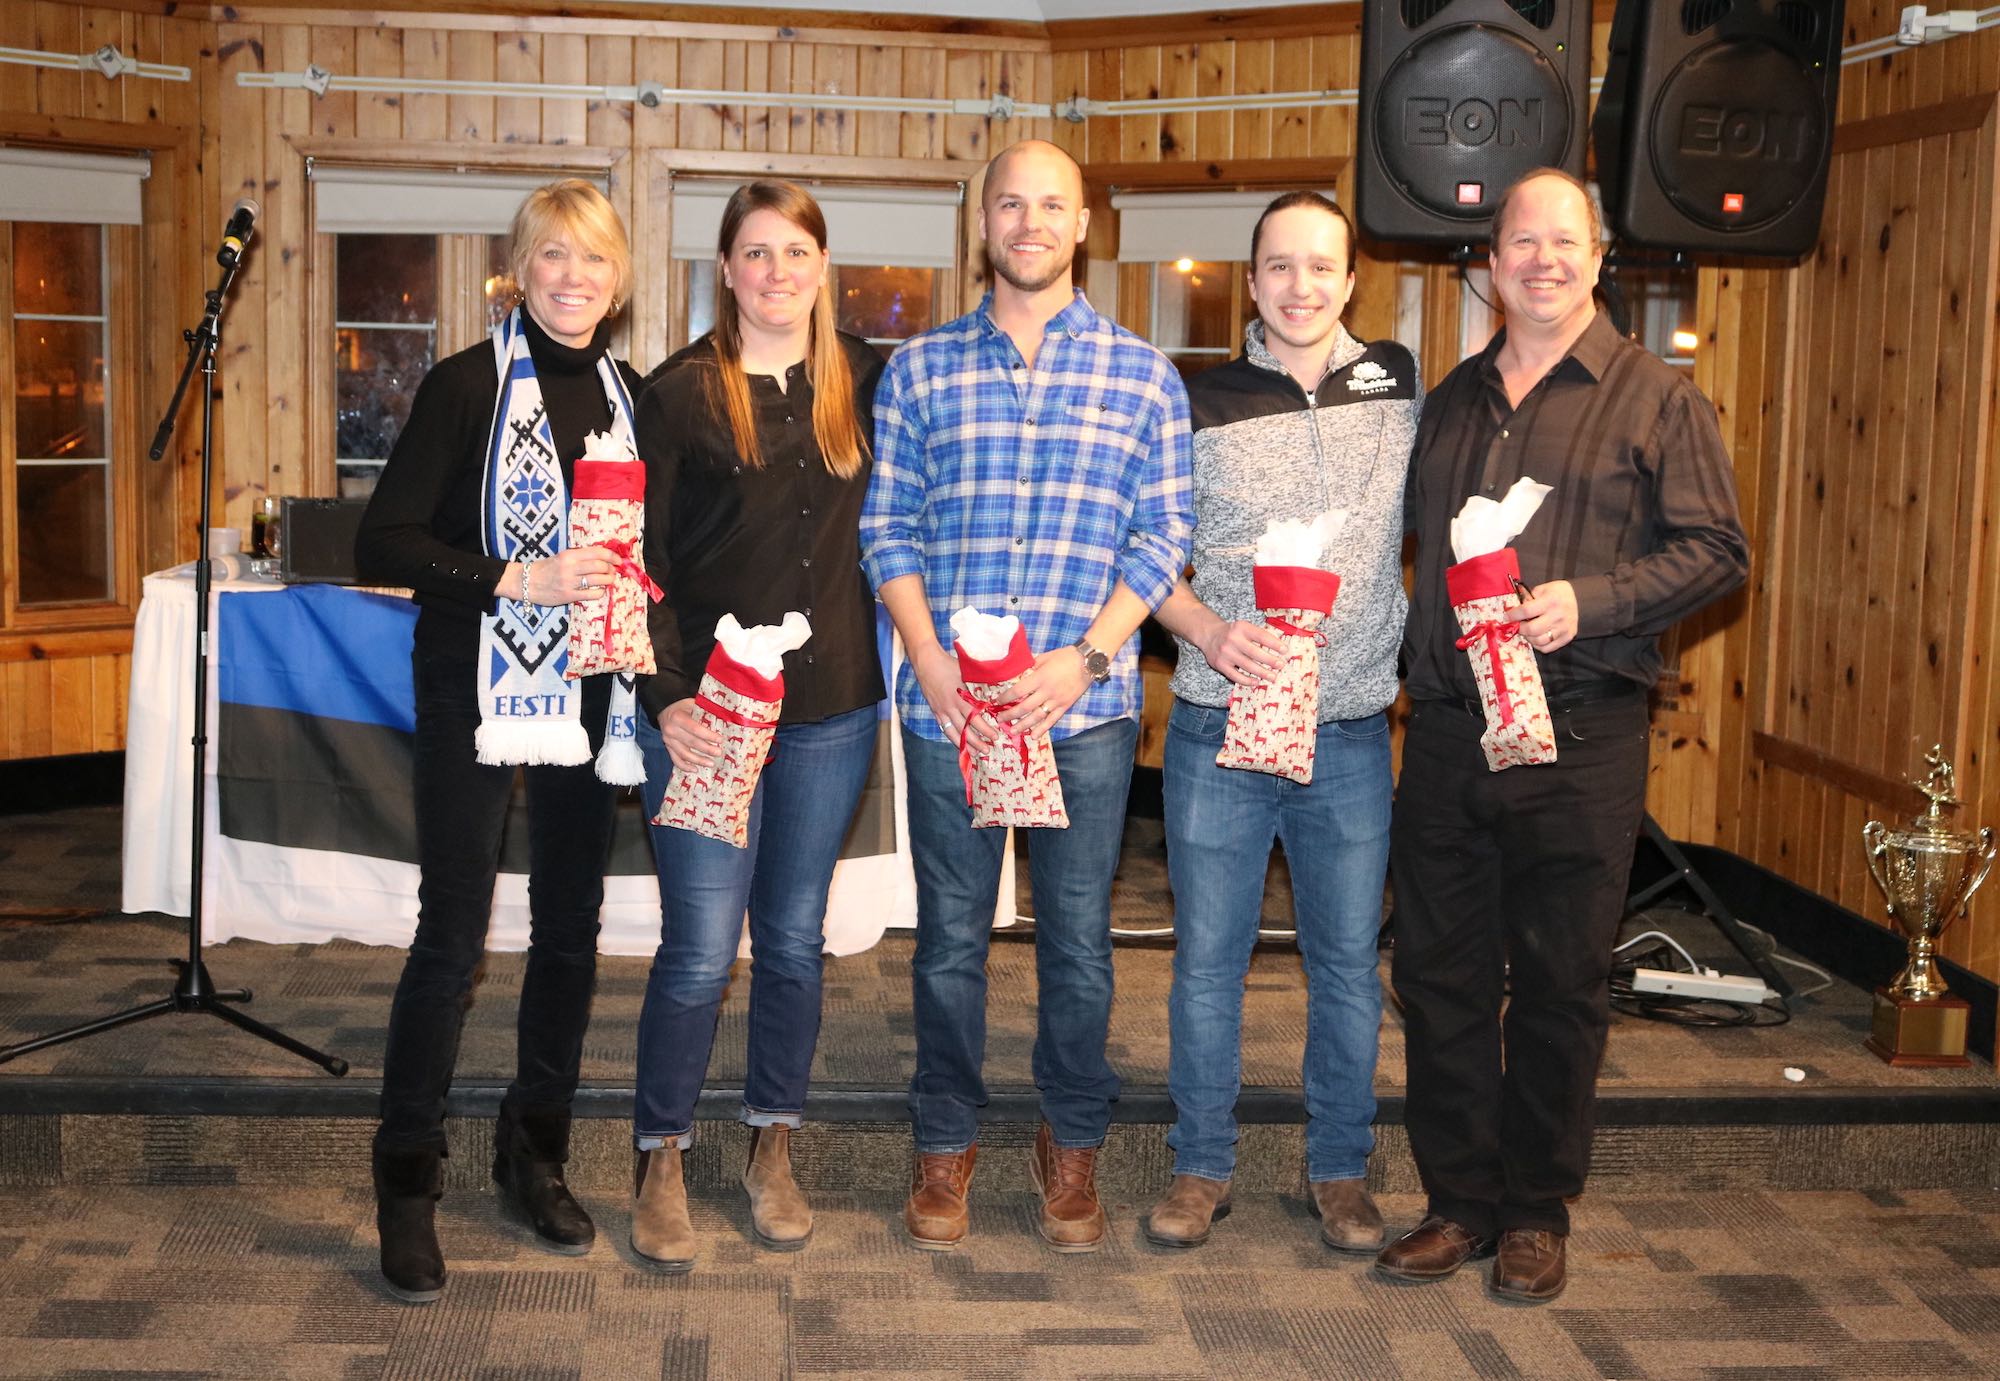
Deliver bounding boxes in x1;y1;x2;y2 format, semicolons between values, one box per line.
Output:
251;496;283;579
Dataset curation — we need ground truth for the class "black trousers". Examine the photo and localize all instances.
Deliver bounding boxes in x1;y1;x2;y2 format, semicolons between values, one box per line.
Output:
1389;690;1649;1236
375;645;618;1154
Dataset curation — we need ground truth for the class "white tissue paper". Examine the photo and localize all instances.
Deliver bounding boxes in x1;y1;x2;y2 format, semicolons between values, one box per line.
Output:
1255;511;1349;567
950;606;1022;660
713;611;811;678
580;428;634;461
1449;477;1553;563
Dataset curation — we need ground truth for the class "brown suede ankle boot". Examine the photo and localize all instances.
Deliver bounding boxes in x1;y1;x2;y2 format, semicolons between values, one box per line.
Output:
743;1125;813;1250
630;1145;696;1272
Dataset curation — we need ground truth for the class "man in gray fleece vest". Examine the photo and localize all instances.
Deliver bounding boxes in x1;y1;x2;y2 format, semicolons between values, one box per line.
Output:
1144;192;1421;1252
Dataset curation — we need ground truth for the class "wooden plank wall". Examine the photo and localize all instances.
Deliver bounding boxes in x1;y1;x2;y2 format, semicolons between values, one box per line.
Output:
0;0;207;760
1728;5;2000;983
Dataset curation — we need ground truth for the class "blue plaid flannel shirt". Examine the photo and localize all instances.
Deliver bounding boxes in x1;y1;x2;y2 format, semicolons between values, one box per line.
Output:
860;291;1195;742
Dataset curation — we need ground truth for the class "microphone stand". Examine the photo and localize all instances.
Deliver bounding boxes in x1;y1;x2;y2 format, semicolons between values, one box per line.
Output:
0;229;347;1075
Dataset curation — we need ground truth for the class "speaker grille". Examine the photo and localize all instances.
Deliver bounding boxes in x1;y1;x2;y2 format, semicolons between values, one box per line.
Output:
1680;0;1733;34
1401;0;1457;28
1774;0;1820;43
1508;0;1557;27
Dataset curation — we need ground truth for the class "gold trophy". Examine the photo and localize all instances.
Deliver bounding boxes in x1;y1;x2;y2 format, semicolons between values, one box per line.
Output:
1862;746;1995;1066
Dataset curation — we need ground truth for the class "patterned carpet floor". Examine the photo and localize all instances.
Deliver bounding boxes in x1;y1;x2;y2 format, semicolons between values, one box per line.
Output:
6;1182;2000;1380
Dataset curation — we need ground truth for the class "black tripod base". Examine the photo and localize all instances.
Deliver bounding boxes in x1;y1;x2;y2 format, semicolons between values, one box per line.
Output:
0;958;348;1076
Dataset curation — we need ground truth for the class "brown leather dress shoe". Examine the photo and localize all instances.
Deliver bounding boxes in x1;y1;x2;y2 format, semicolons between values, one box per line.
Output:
1029;1122;1106;1253
1307;1178;1385;1254
1373;1215;1491;1281
903;1145;977;1251
1490;1228;1567;1302
1143;1174;1231;1248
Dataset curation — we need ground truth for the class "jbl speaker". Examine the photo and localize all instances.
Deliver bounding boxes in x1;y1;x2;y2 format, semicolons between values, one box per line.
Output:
279;497;368;585
1592;0;1844;256
1358;0;1591;244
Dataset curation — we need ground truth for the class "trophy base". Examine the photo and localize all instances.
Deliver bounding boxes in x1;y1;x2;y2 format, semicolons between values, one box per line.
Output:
1865;988;1971;1067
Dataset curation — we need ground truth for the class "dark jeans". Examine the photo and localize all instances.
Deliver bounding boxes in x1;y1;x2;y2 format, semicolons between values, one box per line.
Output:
1388;690;1649;1236
632;705;878;1146
901;717;1138;1152
375;646;617;1155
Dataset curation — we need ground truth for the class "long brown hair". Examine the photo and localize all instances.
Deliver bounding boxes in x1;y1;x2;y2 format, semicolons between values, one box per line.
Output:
704;180;868;479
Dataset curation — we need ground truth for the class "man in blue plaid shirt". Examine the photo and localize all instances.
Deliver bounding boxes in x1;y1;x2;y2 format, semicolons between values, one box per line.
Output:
861;139;1194;1255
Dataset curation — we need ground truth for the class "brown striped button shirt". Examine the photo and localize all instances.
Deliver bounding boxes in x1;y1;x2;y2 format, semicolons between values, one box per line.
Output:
1401;308;1749;703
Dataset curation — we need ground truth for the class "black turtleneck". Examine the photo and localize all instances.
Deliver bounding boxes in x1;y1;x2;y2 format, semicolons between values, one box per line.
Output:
355;312;646;660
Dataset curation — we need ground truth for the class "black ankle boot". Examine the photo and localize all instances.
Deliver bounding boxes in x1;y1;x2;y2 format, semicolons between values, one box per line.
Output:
372;1145;446;1303
493;1102;595;1254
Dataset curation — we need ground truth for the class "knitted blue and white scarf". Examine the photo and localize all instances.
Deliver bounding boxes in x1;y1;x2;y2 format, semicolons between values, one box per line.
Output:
474;306;643;784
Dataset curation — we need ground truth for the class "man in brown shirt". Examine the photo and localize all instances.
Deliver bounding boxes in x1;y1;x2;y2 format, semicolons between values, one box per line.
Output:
1377;169;1748;1301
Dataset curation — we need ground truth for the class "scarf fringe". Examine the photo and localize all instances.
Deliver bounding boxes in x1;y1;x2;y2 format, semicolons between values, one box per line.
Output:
594;735;646;786
475;720;591;768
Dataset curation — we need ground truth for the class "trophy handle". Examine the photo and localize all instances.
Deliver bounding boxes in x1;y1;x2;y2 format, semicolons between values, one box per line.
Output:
1863;820;1894;910
1959;827;1998;916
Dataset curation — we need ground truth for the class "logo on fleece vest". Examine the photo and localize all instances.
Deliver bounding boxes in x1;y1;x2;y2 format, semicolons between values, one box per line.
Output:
1345;360;1395;395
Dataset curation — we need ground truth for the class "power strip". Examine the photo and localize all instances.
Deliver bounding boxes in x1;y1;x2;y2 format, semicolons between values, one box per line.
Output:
1628;967;1776;1005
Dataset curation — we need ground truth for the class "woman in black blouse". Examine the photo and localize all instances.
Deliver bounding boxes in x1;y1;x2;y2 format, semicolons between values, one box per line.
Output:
354;180;644;1303
628;181;884;1270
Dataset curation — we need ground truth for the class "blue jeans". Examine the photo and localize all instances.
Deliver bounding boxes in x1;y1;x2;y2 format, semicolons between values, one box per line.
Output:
632;704;878;1146
1163;699;1390;1182
901;717;1139;1152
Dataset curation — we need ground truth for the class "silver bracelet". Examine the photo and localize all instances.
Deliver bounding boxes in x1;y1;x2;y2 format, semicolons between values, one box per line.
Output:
518;555;539;604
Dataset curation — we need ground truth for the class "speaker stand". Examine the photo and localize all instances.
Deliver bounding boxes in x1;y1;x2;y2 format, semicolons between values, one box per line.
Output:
1627;813;1793;999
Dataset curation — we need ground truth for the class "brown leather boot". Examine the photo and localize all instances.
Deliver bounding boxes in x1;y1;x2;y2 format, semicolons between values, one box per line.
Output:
1029;1122;1105;1253
1490;1228;1567;1301
1143;1174;1231;1248
1374;1215;1491;1281
743;1125;812;1251
1307;1177;1385;1253
904;1145;977;1250
630;1146;696;1272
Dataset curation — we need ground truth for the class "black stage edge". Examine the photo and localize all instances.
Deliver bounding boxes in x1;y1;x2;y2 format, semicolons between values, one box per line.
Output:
0;751;123;814
1674;842;1999;1062
4;1076;1996;1127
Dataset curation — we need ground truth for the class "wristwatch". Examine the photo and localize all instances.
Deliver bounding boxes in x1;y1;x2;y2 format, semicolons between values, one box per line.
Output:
1072;637;1112;685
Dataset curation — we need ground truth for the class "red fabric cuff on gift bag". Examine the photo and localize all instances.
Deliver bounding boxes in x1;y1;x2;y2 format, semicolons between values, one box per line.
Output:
1445;547;1522;606
705;643;786;703
571;459;647;502
955;624;1035;685
1253;565;1341;614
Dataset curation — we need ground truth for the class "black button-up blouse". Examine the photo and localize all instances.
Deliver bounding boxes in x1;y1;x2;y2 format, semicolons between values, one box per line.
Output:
634;330;887;725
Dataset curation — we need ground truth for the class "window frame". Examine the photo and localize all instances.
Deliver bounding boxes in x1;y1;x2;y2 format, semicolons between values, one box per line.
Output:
296;146;627;502
1;219;143;634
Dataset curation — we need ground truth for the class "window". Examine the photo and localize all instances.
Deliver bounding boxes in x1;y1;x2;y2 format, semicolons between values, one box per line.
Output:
668;179;961;355
682;259;943;358
0;147;146;629
1151;258;1246;383
1609;262;1699;367
11;222;113;607
313;166;601;498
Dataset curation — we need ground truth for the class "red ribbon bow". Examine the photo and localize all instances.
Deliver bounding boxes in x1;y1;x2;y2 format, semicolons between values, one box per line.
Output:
1455;619;1522;727
592;537;665;651
954;687;1034;807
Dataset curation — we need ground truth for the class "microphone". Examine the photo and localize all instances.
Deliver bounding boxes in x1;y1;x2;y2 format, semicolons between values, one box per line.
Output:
217;198;259;269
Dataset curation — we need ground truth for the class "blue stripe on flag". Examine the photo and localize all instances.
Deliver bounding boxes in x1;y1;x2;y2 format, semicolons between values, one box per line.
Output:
218;585;419;731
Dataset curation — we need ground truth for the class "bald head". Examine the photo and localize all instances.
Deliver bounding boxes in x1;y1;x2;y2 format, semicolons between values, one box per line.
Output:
979;140;1090;299
982;140;1085;213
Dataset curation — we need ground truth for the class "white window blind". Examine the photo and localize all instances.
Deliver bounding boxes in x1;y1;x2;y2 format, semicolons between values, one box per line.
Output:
1112;190;1335;264
0;147;149;226
310;166;608;235
670;180;961;269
